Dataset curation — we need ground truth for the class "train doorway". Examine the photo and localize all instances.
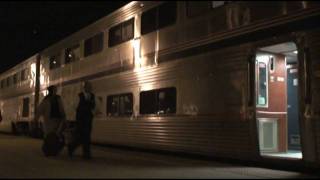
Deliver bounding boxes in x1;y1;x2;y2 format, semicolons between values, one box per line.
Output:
255;42;302;159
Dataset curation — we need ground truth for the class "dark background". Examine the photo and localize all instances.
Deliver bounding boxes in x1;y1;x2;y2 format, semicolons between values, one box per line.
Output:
0;1;129;73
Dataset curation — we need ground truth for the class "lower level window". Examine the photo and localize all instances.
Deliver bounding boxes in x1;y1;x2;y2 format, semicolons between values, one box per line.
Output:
22;97;29;117
107;93;133;116
140;87;176;115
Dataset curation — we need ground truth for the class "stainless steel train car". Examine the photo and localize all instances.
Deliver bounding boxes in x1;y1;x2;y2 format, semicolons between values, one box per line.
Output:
0;55;37;134
1;1;320;169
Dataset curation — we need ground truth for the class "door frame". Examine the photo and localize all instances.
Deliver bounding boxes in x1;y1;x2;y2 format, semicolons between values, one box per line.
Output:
248;34;313;161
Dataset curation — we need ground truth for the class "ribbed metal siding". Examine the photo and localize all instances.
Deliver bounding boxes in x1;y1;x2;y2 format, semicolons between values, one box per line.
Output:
91;44;254;160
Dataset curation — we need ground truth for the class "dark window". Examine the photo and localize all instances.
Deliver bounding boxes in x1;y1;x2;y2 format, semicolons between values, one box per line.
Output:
186;1;225;18
13;73;18;84
158;2;177;29
141;6;157;35
1;80;5;88
21;69;27;81
141;2;177;35
65;44;80;64
186;1;210;17
49;54;61;70
6;77;11;87
140;87;176;115
84;32;104;57
108;18;134;47
107;93;133;116
22;97;29;117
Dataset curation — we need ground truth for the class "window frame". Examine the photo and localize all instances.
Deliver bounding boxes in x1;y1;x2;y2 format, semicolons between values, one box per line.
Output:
186;1;226;18
49;54;62;70
84;32;104;57
65;44;80;64
106;93;134;117
256;60;269;108
141;2;177;35
139;87;177;116
108;18;134;47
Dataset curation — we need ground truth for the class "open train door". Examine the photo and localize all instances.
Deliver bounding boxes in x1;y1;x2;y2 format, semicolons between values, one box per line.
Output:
249;37;317;164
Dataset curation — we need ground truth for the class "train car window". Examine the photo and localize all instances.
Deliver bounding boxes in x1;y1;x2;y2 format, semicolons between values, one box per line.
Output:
49;54;61;70
140;87;176;115
109;24;122;47
186;1;226;18
158;2;177;29
22;97;29;117
107;93;133;116
13;73;18;84
141;2;177;35
141;6;157;35
186;1;211;17
108;18;134;47
257;62;268;106
269;56;275;73
21;69;27;81
122;18;134;42
1;80;5;88
84;32;104;57
65;44;80;64
211;1;225;9
6;77;11;87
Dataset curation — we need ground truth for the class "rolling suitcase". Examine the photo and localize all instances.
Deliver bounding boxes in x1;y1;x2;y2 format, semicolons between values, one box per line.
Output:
42;132;65;156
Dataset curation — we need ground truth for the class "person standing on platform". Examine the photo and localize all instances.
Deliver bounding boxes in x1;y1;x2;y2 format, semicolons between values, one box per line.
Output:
68;81;95;159
36;85;66;138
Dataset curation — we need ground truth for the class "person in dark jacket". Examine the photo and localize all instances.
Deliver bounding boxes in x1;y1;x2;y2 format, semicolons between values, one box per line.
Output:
68;81;95;159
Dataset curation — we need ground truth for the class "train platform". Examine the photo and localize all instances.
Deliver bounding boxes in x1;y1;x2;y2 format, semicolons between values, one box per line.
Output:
0;134;318;179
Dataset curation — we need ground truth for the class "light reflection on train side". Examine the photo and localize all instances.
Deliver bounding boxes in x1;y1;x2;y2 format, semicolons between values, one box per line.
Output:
29;63;50;89
133;37;141;69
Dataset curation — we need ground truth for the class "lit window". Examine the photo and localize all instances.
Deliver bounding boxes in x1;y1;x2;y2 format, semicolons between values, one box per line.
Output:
65;44;80;64
49;54;61;70
107;93;133;116
257;62;268;106
140;87;176;115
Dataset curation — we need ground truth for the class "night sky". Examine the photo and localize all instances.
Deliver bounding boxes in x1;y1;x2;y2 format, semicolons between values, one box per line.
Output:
0;1;129;73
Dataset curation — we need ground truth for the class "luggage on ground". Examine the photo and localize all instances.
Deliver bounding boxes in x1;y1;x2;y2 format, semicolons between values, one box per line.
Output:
42;132;65;156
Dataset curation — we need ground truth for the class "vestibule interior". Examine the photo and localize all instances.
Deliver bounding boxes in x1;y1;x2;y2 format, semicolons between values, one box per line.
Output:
255;42;302;159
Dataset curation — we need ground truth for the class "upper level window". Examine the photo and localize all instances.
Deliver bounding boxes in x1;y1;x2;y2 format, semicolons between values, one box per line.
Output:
84;32;104;57
140;87;176;115
187;1;225;18
13;73;18;84
141;2;177;35
65;44;80;64
108;18;134;47
107;93;133;116
6;77;11;87
21;68;27;81
1;80;5;88
49;54;61;70
211;1;225;8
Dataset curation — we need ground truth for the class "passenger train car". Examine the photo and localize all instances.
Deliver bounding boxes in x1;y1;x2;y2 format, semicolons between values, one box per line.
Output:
1;1;320;169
